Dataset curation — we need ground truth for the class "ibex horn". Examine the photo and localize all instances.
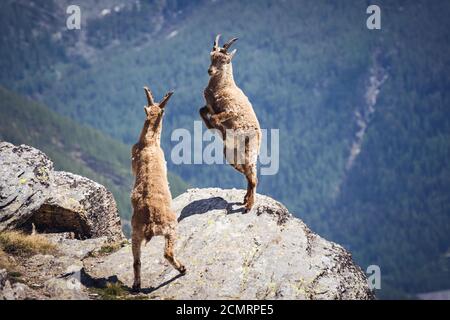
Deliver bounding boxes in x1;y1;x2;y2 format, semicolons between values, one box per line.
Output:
213;34;221;51
143;87;155;106
158;91;174;109
223;37;238;52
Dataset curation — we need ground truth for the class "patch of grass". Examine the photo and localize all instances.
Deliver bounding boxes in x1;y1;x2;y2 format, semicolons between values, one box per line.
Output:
0;231;57;257
0;248;25;284
98;242;124;256
90;240;128;257
124;294;149;300
7;271;24;284
0;248;13;270
90;281;129;300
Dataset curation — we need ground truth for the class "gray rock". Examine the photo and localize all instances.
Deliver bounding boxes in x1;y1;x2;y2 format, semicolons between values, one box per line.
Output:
44;276;90;300
31;171;124;241
0;142;53;231
43;233;110;259
0;269;31;300
85;188;374;300
10;235;114;300
0;142;124;241
0;269;7;288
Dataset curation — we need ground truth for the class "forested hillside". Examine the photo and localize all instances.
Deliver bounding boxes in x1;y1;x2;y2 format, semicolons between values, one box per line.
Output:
0;0;449;298
0;86;189;235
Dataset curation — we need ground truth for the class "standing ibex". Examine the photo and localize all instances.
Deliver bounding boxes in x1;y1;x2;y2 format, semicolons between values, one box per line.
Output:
131;87;186;291
200;35;261;212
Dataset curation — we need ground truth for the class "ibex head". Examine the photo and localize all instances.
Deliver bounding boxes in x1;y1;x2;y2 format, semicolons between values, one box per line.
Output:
208;34;238;76
143;86;173;130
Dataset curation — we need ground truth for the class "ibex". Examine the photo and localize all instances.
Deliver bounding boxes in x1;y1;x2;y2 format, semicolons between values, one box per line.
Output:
199;35;261;212
131;87;186;291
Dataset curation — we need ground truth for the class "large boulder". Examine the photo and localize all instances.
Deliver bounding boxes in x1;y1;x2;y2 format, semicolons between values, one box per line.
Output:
85;188;373;300
0;143;53;231
0;142;124;241
30;171;124;241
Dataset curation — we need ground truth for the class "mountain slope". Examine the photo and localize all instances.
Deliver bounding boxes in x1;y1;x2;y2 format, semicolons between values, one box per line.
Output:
326;2;450;298
1;0;450;298
2;0;373;220
0;86;189;235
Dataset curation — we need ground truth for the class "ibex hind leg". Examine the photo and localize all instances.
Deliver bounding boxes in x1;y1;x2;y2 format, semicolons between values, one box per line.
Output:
164;232;186;274
238;137;258;213
225;156;251;208
244;165;257;213
228;161;248;202
132;232;144;291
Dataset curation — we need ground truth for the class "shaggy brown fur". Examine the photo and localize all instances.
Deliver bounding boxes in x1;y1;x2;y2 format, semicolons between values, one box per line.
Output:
200;35;261;212
131;87;185;291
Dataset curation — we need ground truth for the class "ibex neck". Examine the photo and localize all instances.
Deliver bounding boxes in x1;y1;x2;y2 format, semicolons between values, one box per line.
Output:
208;64;236;89
138;120;162;147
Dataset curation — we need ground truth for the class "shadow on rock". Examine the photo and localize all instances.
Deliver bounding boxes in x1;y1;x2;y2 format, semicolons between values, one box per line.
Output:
178;197;245;222
71;268;185;296
67;268;121;289
129;273;185;295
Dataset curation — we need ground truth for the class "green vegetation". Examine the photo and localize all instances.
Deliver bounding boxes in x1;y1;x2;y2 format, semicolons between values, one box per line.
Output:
89;281;129;300
89;281;148;300
0;0;449;298
96;241;128;256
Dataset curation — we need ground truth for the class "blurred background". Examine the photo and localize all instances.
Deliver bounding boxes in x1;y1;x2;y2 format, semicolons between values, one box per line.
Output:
0;0;449;299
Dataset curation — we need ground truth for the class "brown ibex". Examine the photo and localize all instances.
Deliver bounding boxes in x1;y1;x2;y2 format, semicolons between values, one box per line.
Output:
200;35;261;212
131;87;186;291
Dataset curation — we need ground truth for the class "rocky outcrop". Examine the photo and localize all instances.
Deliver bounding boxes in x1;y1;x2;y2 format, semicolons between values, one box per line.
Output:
0;143;53;230
0;142;124;241
0;186;373;300
0;142;372;300
85;188;373;300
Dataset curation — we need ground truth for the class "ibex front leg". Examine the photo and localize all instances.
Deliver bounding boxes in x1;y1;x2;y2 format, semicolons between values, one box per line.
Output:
210;110;238;127
199;106;215;129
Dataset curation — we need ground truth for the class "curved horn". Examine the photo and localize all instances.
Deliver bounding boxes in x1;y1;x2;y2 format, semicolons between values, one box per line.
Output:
158;91;174;109
223;37;238;52
213;34;221;51
143;86;155;106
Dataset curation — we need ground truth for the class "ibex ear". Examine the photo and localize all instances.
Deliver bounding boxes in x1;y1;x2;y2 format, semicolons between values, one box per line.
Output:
159;91;174;109
213;34;221;52
229;49;237;59
144;106;150;117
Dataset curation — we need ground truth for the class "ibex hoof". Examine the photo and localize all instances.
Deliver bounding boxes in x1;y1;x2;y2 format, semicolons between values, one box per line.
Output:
131;282;141;292
178;265;187;274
